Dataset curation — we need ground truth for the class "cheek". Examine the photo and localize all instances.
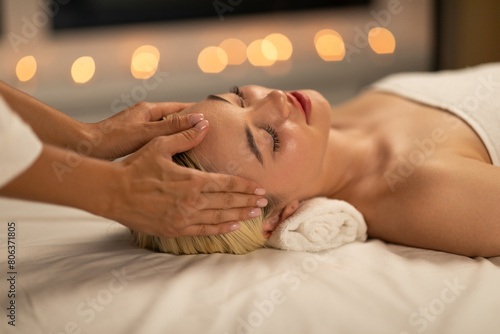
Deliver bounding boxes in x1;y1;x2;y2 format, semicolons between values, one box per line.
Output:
281;131;325;179
281;138;300;175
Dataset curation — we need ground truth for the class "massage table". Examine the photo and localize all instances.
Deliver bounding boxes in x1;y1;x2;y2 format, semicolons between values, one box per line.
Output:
1;198;499;333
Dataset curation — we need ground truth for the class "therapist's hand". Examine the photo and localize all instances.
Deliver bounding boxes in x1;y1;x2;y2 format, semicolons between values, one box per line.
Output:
85;101;197;160
109;120;267;238
0;82;197;161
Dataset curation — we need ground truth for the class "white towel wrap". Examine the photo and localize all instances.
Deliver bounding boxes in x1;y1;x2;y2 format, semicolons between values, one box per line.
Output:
265;197;367;252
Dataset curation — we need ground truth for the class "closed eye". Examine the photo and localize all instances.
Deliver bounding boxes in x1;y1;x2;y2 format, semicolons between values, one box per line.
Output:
265;125;280;152
229;86;280;153
230;85;246;107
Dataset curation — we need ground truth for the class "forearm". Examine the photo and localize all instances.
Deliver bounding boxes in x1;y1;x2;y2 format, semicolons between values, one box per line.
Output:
0;143;121;218
0;81;92;150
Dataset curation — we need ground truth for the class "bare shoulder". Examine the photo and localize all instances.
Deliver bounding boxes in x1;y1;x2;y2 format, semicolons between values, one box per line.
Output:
369;155;500;257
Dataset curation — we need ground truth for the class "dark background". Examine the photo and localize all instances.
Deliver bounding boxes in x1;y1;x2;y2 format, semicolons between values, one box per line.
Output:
51;0;371;30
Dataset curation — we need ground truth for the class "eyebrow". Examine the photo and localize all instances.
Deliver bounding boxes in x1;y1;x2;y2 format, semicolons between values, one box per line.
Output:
245;125;264;166
207;94;230;104
206;94;263;165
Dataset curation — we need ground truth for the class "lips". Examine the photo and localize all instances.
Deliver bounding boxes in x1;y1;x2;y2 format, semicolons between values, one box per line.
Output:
285;91;311;124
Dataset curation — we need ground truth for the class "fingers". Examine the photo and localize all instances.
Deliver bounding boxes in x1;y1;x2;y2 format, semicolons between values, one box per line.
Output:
192;192;268;210
190;170;266;196
159;122;210;156
197;207;263;225
178;205;265;237
154;113;206;137
175;199;263;226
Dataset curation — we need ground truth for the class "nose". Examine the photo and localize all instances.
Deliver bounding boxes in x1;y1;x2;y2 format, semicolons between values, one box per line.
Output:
265;90;289;120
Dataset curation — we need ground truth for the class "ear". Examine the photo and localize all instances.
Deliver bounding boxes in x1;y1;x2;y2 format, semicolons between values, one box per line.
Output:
262;200;300;238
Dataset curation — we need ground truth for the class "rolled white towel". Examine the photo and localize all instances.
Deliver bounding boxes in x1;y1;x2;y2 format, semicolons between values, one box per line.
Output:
265;197;367;252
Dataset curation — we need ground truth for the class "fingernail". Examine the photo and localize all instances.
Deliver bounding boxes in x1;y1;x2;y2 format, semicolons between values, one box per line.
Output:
194;119;209;130
229;222;241;231
254;188;266;195
256;198;268;207
189;113;204;126
249;208;262;218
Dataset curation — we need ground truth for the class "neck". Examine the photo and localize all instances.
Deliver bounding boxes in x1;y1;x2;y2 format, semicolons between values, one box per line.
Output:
316;123;389;202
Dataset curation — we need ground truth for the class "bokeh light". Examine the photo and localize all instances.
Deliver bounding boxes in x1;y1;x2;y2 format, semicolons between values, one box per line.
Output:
16;56;37;82
219;38;247;65
264;33;293;61
198;46;228;73
71;56;95;84
368;27;396;54
247;39;277;67
314;29;345;61
131;45;160;79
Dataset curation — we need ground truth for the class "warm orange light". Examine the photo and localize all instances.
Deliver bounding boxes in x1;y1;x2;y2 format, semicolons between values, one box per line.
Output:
71;56;95;84
219;38;247;65
314;29;345;61
264;33;293;61
261;39;278;61
131;45;160;79
368;27;396;54
247;39;277;67
198;46;228;73
16;56;37;82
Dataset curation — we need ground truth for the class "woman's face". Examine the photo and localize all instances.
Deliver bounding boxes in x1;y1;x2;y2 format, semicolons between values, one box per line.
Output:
181;85;331;204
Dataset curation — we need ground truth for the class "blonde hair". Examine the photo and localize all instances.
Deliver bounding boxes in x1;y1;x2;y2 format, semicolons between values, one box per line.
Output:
130;150;281;255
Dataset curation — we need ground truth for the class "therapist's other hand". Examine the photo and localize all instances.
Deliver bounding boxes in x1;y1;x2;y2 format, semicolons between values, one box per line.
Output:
109;121;267;238
85;101;196;160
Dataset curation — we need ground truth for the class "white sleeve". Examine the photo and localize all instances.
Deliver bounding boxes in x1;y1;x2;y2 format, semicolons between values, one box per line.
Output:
0;95;43;188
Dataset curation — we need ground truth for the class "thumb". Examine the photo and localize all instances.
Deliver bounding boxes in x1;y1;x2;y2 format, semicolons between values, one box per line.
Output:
163;120;209;156
152;113;205;137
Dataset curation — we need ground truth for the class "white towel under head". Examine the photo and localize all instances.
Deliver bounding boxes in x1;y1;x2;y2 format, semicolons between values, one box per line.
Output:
265;197;367;252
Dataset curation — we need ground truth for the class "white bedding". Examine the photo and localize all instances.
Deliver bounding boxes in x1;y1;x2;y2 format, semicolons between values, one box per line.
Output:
1;198;499;334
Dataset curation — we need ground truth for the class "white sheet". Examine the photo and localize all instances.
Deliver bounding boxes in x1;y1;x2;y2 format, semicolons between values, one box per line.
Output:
1;198;499;334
